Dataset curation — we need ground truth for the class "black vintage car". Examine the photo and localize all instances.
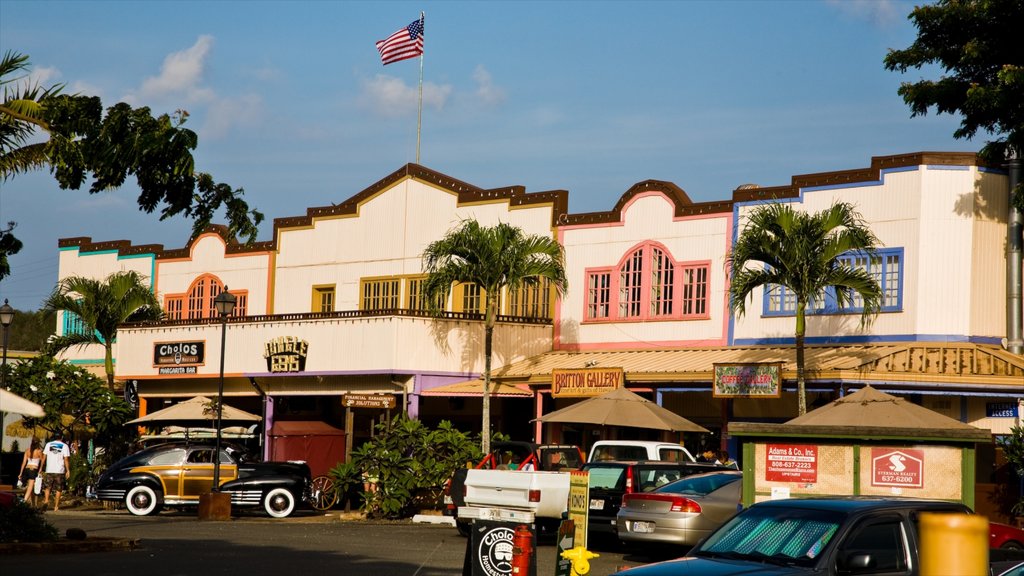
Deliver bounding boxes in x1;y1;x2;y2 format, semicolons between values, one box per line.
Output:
91;441;312;518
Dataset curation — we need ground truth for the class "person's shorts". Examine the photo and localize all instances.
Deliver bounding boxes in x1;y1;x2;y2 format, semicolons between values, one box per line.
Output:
19;467;39;484
42;473;66;491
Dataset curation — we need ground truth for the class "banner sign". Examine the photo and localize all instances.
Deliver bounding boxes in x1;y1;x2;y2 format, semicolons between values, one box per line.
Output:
264;336;309;373
871;448;924;489
567;470;590;549
551;368;623;397
987;402;1018;418
342;394;396;410
765;444;818;483
713;363;782;398
154;341;205;374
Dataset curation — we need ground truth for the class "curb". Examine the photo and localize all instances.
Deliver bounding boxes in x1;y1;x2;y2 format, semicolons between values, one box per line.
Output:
0;537;141;555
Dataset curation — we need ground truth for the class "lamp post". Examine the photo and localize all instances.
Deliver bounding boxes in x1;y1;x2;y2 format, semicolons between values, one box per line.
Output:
1;299;14;483
212;288;236;492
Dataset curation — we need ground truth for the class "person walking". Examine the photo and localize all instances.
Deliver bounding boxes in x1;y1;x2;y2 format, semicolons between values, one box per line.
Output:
17;438;43;506
40;436;71;512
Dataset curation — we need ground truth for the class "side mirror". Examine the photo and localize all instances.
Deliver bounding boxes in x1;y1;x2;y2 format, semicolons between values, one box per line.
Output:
840;552;875;572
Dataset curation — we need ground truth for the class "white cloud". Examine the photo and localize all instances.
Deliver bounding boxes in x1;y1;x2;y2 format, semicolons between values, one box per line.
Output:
473;65;505;106
202;93;263;139
137;35;216;104
359;74;452;118
826;0;903;27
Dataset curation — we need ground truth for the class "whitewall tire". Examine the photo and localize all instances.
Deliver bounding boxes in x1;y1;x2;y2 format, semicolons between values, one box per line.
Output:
125;485;161;516
263;487;296;518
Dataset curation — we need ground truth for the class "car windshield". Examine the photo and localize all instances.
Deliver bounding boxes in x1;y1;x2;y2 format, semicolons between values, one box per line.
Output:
655;472;740;496
585;466;626;490
692;506;845;568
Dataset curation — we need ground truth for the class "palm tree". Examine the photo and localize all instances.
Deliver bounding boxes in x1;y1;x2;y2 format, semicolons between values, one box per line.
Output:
421;220;567;453
1;50;63;179
44;270;162;390
728;202;883;415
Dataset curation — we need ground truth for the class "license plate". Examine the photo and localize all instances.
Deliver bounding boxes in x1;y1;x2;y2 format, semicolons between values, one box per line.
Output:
632;521;655;533
589;499;604;510
443;495;453;505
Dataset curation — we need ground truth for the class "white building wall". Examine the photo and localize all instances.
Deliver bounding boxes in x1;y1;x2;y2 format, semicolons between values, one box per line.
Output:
155;233;272;315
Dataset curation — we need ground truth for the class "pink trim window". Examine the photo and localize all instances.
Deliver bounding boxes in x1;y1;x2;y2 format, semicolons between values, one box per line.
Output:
584;242;711;322
168;275;248;320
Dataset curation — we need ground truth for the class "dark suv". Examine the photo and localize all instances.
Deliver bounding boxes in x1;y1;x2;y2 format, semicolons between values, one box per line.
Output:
583;460;730;537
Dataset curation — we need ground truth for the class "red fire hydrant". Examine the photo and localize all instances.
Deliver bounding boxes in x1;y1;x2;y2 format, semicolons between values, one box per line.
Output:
511;524;534;574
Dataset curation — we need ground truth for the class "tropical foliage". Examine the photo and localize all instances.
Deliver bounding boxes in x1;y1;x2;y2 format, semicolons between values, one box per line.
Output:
2;306;55;351
43;270;162;389
885;0;1024;210
728;202;882;414
330;416;482;519
421;220;567;453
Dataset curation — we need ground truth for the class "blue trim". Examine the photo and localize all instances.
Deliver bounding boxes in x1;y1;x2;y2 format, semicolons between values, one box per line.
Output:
733;333;1005;346
58;246;80;252
68;358;112;366
979;166;1008;175
927;165;970;171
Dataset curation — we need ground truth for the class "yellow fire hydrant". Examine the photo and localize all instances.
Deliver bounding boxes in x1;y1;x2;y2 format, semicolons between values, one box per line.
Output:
561;546;599;576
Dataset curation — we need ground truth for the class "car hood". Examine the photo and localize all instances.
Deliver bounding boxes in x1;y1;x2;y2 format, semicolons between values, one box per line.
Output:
616;556;810;576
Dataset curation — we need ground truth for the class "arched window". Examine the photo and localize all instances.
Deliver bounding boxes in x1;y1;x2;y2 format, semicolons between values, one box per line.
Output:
164;275;248;320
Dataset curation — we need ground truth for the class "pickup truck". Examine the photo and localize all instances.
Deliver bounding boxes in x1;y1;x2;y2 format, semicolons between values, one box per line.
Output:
588;441;695;463
613;496;1021;576
457;468;572;530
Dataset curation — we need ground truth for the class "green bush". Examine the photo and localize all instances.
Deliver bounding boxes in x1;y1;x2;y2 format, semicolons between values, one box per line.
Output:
0;500;59;543
338;417;482;519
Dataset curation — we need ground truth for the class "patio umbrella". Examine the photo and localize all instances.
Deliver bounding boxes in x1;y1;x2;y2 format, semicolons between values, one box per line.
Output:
537;387;709;432
0;388;46;417
126;395;261;426
785;385;982;431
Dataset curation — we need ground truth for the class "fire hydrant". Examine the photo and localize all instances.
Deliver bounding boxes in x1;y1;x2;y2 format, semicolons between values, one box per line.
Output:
511;524;534;574
561;545;599;576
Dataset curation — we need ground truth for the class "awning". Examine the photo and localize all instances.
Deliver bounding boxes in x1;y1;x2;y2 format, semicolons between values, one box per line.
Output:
484;342;1024;392
421;378;533;397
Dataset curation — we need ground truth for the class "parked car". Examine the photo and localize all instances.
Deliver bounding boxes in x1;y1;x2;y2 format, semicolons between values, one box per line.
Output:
583;460;729;537
993;522;1024;550
588;441;695;463
612;496;981;576
616;470;743;548
91;441;312;518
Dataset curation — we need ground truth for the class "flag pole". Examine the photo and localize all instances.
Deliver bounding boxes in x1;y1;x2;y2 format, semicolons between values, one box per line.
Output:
416;11;424;164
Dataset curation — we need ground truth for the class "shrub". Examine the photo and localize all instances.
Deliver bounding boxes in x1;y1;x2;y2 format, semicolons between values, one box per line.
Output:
0;500;59;543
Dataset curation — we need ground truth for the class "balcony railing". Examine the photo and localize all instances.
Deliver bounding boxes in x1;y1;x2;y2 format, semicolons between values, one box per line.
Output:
121;308;553;328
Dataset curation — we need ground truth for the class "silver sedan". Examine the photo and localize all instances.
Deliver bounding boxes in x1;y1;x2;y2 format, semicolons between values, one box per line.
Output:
616;470;743;548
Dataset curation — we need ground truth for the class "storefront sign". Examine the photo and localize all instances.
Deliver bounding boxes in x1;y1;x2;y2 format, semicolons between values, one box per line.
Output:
471;520;534;576
264;336;308;373
713;363;782;398
765;444;817;483
987;402;1018;418
551;367;623;397
153;341;205;371
871;448;924;489
343;394;396;410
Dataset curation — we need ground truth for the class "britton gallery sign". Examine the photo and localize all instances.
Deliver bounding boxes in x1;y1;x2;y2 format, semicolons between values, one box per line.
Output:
551;367;624;397
153;341;205;375
713;363;782;398
264;336;309;373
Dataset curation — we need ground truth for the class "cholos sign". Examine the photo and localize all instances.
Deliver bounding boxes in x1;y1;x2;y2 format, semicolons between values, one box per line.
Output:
154;341;205;374
552;367;623;397
713;363;782;398
264;336;309;373
871;448;924;489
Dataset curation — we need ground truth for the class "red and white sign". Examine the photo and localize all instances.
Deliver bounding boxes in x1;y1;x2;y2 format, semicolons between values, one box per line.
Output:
871;448;924;488
765;444;818;483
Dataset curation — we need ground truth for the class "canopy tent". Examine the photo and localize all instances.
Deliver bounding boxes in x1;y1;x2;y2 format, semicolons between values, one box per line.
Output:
268;421;346;477
127;395;261;426
1;388;45;417
537;387;709;433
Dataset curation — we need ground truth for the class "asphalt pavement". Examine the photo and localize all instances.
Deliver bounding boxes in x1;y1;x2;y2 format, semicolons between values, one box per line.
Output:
3;508;664;576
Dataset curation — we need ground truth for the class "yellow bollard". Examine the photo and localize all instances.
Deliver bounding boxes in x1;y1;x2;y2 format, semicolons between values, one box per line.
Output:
919;512;988;576
560;545;599;576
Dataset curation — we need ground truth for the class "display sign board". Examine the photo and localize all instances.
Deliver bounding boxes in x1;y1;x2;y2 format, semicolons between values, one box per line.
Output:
871;448;924;489
342;394;396;410
713;363;782;398
264;336;309;372
555;519;576;576
987;402;1019;418
567;470;590;549
551;368;623;397
153;341;205;374
469;520;535;576
765;444;818;483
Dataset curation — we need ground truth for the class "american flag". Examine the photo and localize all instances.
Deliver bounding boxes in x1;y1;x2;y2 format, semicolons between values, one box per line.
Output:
376;17;424;66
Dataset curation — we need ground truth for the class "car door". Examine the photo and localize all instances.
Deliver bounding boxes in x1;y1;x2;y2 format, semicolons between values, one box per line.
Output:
833;514;912;575
181;447;238;501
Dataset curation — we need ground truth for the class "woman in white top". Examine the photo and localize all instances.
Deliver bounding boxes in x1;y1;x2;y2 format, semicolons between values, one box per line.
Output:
18;438;43;506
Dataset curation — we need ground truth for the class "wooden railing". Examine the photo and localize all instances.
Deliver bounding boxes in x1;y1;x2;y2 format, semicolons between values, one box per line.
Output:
121;308;552;329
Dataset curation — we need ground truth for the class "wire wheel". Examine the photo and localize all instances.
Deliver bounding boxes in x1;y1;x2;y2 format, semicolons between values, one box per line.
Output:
310;475;338;511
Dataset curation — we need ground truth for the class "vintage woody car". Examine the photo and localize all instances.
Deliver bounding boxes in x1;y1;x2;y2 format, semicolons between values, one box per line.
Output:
91;441;312;518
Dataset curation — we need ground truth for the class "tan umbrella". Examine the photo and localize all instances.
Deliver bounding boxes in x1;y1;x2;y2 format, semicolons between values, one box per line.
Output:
127;395;261;425
1;388;46;417
786;385;981;431
538;387;709;432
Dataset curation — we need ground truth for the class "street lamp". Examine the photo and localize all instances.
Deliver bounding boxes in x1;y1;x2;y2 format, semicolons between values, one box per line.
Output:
212;288;236;492
1;299;14;483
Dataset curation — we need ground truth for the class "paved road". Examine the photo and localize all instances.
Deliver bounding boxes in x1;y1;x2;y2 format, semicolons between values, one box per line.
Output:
6;509;670;576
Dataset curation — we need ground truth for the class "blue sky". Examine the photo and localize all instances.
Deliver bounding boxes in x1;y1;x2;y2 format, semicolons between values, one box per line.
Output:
0;0;972;311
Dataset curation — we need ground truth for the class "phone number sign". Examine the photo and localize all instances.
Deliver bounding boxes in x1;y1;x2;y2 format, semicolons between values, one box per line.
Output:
765;444;818;483
871;448;924;489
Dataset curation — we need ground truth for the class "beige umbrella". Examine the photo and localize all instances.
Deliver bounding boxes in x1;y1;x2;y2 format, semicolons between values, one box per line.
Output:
127;395;261;425
786;385;981;431
538;387;709;432
1;388;46;417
